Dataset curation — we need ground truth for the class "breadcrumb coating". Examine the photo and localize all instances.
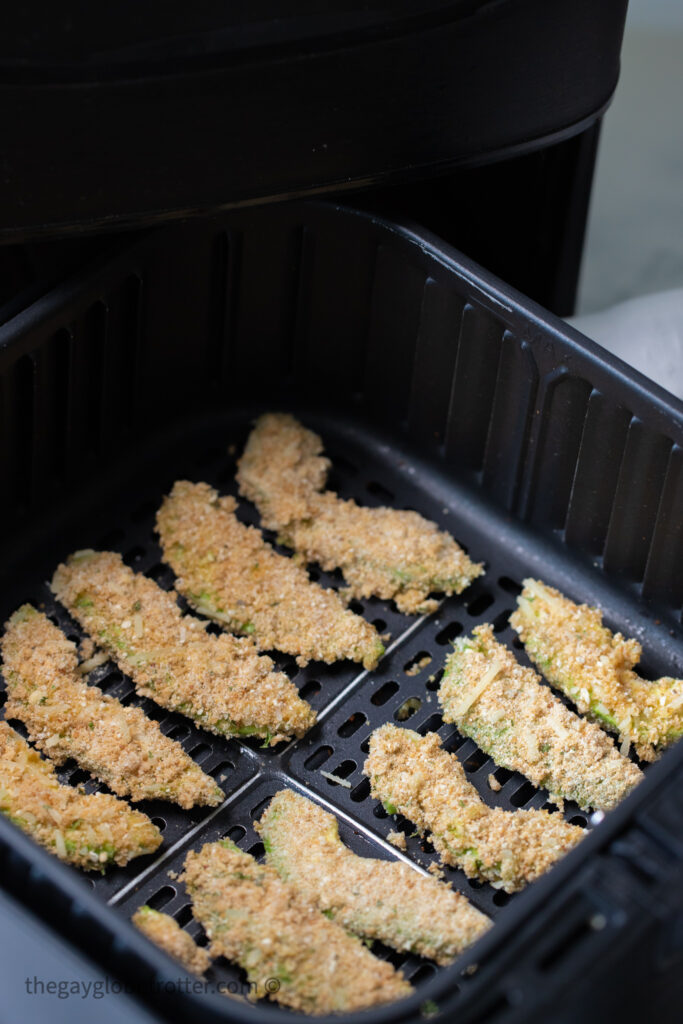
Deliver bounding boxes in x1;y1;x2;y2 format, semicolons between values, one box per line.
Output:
1;606;222;809
52;550;314;746
364;725;583;893
181;839;412;1015
256;789;490;964
236;413;483;615
441;625;643;812
510;579;683;761
0;721;162;871
132;906;211;976
387;830;407;850
156;480;384;669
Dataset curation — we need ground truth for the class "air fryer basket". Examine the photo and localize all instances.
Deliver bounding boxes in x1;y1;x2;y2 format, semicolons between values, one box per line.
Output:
0;202;681;1024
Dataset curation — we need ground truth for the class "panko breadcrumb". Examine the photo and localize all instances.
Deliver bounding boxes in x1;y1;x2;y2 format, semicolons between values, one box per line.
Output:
52;550;315;746
156;480;384;669
132;906;211;976
0;721;162;871
487;774;502;793
440;624;643;812
364;725;583;893
181;839;412;1015
405;655;432;677
510;578;683;761
236;413;483;614
256;789;490;964
387;829;407;851
1;606;222;809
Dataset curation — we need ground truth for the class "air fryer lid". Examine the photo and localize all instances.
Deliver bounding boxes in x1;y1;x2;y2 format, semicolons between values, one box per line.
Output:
0;0;627;241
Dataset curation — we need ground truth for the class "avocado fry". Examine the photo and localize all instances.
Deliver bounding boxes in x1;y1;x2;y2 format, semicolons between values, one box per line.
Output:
440;624;643;812
364;725;583;894
236;412;483;615
510;578;683;761
132;906;211;976
0;721;162;871
2;605;223;809
181;839;412;1015
156;480;384;669
52;550;315;746
256;788;491;964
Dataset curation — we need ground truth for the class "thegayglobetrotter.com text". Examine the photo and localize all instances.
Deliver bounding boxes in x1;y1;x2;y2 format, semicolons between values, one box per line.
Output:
24;975;281;1000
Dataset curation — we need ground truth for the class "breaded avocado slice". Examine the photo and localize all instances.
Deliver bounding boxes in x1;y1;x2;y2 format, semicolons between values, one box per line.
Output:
236;413;483;615
440;624;643;812
181;839;412;1014
156;480;384;669
2;605;223;809
132;906;211;976
364;724;583;894
256;788;490;964
510;578;683;761
52;550;315;746
0;721;162;871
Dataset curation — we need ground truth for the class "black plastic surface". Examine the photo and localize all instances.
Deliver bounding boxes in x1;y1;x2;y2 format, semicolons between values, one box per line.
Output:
0;201;681;1024
354;120;602;316
0;0;627;241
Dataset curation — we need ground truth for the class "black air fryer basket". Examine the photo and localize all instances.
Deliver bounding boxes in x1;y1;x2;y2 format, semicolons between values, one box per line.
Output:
0;202;682;1024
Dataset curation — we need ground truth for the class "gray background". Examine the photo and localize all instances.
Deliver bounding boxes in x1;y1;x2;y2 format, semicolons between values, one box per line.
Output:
578;0;683;313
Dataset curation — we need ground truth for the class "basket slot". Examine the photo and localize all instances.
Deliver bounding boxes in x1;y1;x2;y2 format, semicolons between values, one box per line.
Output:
603;418;673;582
407;278;464;445
524;372;592;529
445;302;505;471
641;444;683;612
564;391;632;555
481;332;538;511
364;242;426;421
297;217;377;396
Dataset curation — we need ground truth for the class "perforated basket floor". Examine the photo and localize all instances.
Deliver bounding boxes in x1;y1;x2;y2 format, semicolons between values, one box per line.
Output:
2;406;678;1010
